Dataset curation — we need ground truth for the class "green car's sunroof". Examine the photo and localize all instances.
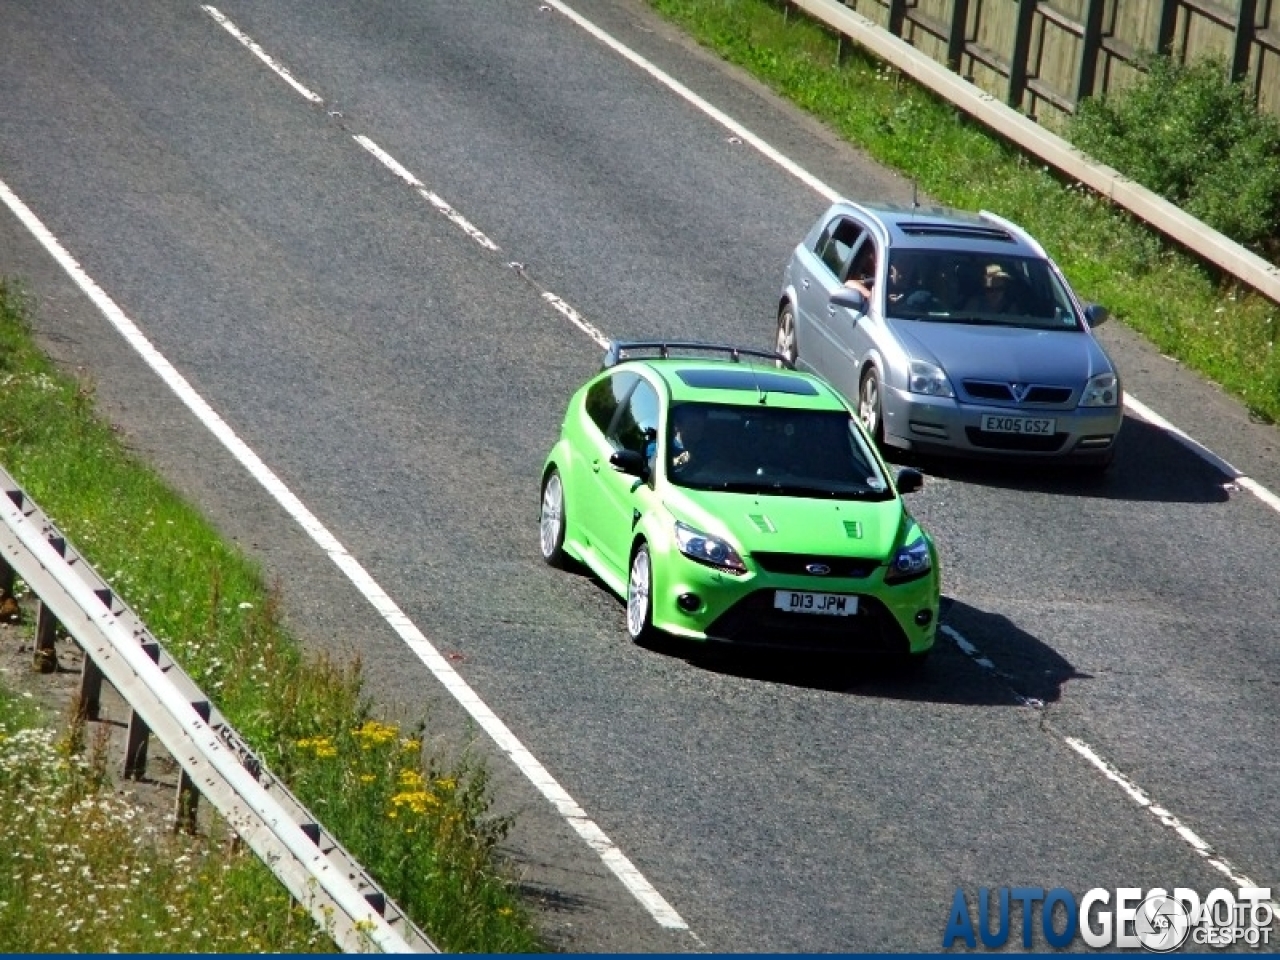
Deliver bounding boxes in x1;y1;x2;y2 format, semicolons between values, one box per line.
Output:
674;368;818;395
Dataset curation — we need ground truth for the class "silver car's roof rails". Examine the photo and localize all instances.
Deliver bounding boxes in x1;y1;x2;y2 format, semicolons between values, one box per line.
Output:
603;340;794;370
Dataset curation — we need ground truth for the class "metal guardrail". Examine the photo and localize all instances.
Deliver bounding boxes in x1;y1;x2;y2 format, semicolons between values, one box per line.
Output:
0;465;437;954
790;0;1280;309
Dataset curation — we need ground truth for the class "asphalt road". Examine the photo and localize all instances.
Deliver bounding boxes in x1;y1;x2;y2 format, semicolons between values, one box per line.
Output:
2;0;1279;952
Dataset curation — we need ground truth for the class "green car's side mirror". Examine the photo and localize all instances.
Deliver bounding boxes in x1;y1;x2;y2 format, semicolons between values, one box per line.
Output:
610;449;649;479
896;468;924;494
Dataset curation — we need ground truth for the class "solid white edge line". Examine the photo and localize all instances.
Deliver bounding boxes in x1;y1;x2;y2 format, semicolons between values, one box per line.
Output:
201;6;324;104
0;175;688;933
1126;394;1280;514
540;0;839;204
24;0;1280;929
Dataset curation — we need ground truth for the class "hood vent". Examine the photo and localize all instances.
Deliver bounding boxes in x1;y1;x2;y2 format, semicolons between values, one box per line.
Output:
748;513;777;533
843;520;863;539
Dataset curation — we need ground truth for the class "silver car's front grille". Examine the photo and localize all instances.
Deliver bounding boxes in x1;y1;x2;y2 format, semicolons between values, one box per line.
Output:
962;380;1073;405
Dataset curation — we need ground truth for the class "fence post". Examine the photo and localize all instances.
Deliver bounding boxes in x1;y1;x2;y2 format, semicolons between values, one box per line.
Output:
1076;0;1106;105
1008;0;1038;110
947;0;972;73
1231;0;1258;84
1156;0;1179;56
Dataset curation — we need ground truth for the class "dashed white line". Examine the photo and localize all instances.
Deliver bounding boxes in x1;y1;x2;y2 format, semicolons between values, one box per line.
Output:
39;0;1280;926
353;136;500;252
201;0;1280;908
0;175;687;934
202;6;323;104
1064;738;1280;912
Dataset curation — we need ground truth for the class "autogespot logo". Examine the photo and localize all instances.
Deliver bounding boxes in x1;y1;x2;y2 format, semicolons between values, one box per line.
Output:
943;886;1275;952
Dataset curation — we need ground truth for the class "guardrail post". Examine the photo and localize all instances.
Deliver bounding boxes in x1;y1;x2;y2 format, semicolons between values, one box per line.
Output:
123;642;161;778
33;597;58;674
174;700;211;834
78;650;104;720
0;561;18;624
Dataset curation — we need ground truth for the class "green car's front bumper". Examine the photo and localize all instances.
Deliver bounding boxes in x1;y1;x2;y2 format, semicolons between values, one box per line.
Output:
648;548;939;657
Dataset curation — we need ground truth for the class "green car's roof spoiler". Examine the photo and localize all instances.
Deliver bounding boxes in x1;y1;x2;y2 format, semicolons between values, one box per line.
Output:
603;340;794;370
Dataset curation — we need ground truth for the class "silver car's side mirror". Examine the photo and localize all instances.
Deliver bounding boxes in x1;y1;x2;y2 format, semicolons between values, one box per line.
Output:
1082;303;1109;327
829;287;867;315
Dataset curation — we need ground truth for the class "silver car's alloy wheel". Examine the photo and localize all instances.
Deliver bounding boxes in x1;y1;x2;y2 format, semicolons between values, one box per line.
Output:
539;470;567;567
626;545;652;643
775;305;797;367
859;368;884;444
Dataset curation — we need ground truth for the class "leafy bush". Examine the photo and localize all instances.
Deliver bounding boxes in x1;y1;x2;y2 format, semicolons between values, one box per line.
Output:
1069;55;1280;258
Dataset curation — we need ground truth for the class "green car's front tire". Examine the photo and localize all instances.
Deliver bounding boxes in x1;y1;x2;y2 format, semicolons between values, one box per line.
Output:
626;544;657;646
540;468;568;568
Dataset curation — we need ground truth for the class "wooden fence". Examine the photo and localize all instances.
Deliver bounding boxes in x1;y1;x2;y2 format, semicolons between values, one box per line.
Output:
837;0;1280;128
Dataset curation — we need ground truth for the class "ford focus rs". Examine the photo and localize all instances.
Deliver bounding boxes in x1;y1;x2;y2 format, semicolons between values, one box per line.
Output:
538;341;941;667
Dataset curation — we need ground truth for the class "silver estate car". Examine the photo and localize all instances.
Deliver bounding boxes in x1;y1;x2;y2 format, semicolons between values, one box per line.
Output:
776;201;1123;468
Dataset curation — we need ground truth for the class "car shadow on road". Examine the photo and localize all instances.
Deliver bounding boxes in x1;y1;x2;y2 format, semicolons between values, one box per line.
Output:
883;412;1232;504
660;596;1089;707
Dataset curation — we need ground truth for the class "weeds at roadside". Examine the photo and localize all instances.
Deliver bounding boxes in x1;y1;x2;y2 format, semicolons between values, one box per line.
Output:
0;279;545;952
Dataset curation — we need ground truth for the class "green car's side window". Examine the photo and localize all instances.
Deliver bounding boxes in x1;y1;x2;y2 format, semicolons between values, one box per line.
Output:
612;380;659;455
584;372;638;436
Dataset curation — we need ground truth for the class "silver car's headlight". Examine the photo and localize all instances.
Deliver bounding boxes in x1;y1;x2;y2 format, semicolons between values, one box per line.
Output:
674;521;746;575
1079;372;1120;407
907;360;954;398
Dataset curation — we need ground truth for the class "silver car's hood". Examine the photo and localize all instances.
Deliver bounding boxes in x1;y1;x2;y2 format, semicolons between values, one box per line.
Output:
891;320;1112;383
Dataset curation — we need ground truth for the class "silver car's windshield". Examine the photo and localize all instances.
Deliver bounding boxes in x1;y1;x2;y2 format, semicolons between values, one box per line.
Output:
664;403;892;500
885;251;1082;330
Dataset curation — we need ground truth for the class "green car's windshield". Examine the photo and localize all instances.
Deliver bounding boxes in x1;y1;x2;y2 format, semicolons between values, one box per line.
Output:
884;250;1082;331
665;403;892;500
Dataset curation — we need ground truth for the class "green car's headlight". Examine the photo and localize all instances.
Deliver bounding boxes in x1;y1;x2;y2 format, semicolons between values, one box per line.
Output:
885;537;932;584
1079;372;1120;407
674;521;746;575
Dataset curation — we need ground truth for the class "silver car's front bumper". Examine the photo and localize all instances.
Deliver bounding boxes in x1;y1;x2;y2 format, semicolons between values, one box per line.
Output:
881;386;1123;462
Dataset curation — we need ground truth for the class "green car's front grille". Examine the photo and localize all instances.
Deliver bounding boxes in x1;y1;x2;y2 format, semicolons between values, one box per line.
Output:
750;552;878;579
706;592;908;655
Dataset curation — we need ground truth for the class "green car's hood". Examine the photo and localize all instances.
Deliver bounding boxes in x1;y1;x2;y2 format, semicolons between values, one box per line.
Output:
666;487;908;559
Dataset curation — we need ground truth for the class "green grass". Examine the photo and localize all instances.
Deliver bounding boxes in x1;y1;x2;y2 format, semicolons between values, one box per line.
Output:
0;277;546;953
646;0;1280;424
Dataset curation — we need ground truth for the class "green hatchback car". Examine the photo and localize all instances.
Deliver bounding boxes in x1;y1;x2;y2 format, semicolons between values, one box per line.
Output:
539;341;941;666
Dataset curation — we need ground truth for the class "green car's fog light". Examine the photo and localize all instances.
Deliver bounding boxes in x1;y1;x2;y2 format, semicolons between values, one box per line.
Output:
677;593;701;613
674;521;746;575
915;609;933;627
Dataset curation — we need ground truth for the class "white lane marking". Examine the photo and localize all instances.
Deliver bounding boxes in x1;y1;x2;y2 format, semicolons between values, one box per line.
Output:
1126;394;1280;514
354;136;500;252
541;0;1280;521
541;291;610;349
1064;738;1280;911
0;176;688;933
84;0;1280;922
945;621;1277;895
539;0;838;203
201;6;323;104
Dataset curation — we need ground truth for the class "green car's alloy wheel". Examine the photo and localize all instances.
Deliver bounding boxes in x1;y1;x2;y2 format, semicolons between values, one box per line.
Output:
626;544;655;644
859;367;884;446
540;469;567;568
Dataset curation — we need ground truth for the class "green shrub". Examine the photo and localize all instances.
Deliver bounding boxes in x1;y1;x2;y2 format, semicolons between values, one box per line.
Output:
1069;55;1280;258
